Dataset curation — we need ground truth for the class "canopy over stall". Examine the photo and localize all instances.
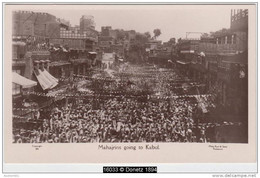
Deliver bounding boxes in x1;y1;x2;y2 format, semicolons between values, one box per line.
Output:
12;72;37;88
34;69;58;90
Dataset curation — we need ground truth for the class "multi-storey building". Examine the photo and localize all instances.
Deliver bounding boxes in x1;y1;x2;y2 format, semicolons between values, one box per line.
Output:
80;15;95;31
12;11;99;122
178;9;248;124
12;10;73;83
175;38;200;75
101;26;112;36
12;11;61;94
13;11;70;38
49;15;99;76
230;9;248;32
99;26;129;61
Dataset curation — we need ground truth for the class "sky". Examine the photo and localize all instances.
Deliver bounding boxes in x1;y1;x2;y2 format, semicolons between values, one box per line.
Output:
17;5;235;42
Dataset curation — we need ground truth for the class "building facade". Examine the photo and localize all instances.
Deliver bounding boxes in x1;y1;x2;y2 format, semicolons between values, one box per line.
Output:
175;9;249;123
49;15;99;76
80;15;95;31
12;11;99;123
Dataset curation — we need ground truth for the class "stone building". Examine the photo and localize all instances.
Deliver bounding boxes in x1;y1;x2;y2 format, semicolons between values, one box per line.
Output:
49;15;99;76
177;9;249;124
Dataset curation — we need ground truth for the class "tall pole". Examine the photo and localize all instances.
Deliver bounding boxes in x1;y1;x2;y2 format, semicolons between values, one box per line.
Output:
231;9;233;27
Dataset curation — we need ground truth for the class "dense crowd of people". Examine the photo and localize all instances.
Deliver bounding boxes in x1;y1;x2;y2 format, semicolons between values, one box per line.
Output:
13;63;215;143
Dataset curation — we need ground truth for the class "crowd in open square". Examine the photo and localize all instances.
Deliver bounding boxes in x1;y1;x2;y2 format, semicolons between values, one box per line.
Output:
12;9;248;143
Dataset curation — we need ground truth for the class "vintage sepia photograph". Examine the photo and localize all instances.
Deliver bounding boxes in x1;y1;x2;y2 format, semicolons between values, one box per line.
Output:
10;5;250;145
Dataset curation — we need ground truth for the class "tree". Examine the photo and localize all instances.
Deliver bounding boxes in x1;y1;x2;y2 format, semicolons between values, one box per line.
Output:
153;29;161;40
135;33;148;43
144;32;151;39
169;38;176;45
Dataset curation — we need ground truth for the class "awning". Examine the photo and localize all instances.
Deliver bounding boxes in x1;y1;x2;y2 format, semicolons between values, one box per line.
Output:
42;69;59;84
176;60;190;65
34;69;52;90
89;52;97;54
12;72;37;88
34;69;58;90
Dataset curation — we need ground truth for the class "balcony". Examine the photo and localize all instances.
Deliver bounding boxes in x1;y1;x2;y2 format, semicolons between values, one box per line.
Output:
199;43;241;55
